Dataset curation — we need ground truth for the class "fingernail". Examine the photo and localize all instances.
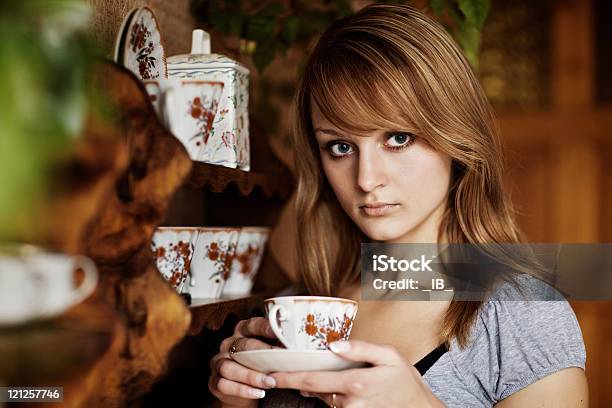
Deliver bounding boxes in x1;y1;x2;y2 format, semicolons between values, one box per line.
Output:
250;389;266;398
263;376;276;388
330;341;350;353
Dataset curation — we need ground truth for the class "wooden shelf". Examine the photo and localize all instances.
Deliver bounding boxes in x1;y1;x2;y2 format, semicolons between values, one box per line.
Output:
185;118;294;198
186;161;292;198
188;294;267;335
86;62;291;406
100;62;293;199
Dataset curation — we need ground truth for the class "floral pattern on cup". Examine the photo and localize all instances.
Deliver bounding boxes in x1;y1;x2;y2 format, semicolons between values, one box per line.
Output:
204;241;235;281
143;79;224;161
189;228;239;299
300;312;354;349
265;296;358;351
152;240;193;290
235;244;258;274
151;227;199;294
223;227;269;296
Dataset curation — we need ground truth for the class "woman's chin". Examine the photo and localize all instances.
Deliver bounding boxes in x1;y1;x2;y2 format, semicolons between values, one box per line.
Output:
359;223;413;243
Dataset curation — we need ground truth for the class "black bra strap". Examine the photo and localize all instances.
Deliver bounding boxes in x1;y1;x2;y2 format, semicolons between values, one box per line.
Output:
414;343;449;375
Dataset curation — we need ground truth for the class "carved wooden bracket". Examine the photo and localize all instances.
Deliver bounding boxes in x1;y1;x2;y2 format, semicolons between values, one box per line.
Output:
76;62;193;405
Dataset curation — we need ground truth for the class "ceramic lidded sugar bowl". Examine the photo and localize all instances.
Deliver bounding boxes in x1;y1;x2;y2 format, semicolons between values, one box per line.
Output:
167;30;250;171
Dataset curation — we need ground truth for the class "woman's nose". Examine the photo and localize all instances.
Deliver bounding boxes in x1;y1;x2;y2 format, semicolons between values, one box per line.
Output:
356;147;388;192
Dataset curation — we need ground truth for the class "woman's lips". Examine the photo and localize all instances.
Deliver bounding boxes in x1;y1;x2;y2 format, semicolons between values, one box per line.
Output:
360;203;399;217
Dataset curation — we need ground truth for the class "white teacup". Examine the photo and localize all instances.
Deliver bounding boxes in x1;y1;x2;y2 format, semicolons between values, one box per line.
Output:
0;246;98;325
265;296;358;350
144;79;224;161
188;227;240;299
151;227;199;293
223;227;270;296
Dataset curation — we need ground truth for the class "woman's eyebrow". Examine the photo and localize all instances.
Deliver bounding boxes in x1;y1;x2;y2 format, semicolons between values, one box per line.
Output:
314;128;345;137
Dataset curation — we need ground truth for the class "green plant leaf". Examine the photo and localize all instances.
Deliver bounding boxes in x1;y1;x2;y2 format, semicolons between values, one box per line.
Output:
454;22;481;71
457;0;490;29
429;0;446;16
252;40;276;73
245;15;276;41
0;0;96;241
280;15;300;44
445;0;464;26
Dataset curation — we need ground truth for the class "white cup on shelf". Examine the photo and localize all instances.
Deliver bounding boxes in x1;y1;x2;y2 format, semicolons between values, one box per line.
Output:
0;246;98;326
187;227;240;299
144;79;224;162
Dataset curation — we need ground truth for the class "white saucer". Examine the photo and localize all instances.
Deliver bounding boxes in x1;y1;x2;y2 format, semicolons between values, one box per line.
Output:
232;349;366;374
112;7;138;64
121;7;167;80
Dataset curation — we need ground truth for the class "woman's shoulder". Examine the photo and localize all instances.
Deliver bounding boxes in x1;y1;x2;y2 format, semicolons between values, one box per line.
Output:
477;273;584;342
450;273;586;401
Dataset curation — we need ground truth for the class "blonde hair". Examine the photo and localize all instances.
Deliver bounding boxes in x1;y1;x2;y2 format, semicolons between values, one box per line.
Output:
293;3;528;347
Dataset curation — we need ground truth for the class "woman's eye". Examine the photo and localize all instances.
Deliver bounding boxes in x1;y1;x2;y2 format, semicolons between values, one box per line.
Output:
386;132;414;148
329;142;354;157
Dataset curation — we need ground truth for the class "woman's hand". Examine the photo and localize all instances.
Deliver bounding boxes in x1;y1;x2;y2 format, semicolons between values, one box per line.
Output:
208;317;279;407
271;340;446;408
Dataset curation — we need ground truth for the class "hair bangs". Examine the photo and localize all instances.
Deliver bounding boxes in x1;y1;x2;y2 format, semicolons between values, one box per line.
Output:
306;45;416;135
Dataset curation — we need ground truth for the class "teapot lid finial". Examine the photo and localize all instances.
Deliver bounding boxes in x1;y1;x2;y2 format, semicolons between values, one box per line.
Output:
191;29;211;54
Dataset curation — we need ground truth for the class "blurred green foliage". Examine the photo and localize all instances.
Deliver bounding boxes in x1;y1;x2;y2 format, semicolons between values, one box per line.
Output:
431;0;490;70
190;0;490;73
0;0;95;240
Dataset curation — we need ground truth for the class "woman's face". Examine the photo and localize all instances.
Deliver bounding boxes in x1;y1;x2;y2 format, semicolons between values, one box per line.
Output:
312;102;452;243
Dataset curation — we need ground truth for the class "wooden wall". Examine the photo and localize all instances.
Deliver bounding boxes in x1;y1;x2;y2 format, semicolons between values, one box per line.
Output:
500;0;611;406
88;0;197;58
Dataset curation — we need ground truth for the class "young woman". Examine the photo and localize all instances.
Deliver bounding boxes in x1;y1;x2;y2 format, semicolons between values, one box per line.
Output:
208;4;588;407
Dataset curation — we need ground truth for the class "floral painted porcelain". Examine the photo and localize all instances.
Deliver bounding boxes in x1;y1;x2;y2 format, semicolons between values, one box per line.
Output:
222;227;270;296
120;7;167;80
265;296;358;350
167;30;250;170
188;227;240;299
144;79;224;161
151;227;199;293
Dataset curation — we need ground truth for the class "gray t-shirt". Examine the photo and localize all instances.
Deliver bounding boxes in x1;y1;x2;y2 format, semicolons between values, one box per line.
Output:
261;274;586;407
423;274;586;406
